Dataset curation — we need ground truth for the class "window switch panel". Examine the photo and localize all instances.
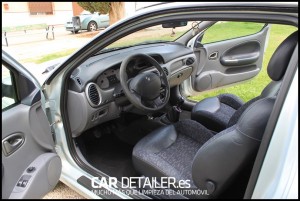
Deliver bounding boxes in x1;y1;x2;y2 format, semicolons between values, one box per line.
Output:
16;175;31;188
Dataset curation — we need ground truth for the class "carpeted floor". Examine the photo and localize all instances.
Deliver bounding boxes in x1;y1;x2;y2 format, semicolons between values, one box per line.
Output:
78;115;165;181
83;132;138;181
76;111;192;181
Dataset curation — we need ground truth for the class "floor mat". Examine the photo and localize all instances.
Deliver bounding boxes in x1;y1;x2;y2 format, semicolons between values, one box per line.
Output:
114;118;165;145
77;114;166;180
83;133;139;181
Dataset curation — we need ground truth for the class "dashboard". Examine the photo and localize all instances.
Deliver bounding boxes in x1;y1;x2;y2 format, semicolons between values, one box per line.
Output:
67;42;196;137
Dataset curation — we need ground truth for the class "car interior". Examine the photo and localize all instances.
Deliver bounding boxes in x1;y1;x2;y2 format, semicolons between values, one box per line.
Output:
64;19;298;199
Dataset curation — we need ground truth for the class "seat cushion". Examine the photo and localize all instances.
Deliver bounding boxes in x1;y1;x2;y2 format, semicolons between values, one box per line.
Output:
132;119;213;189
191;94;244;132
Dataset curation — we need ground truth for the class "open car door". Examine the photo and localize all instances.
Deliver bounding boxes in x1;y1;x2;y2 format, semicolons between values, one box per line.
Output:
2;51;61;199
185;21;270;94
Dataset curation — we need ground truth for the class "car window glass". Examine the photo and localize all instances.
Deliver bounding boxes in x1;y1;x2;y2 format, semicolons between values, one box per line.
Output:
201;21;266;44
2;65;18;110
102;21;200;52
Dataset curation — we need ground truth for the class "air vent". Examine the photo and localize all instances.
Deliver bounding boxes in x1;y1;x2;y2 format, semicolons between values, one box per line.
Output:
186;57;195;66
75;77;82;85
162;67;169;76
86;83;101;107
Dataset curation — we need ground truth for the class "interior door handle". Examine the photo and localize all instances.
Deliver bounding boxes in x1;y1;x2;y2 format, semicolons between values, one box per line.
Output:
209;52;218;60
220;53;260;66
2;133;24;156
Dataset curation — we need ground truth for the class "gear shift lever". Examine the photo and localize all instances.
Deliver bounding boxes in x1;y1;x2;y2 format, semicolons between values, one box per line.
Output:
166;97;185;122
176;97;184;108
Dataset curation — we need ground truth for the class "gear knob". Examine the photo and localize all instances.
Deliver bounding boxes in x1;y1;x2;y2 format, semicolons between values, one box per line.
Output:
177;97;184;108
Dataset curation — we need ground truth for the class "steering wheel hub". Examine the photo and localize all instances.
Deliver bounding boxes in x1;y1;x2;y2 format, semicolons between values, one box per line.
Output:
129;73;161;100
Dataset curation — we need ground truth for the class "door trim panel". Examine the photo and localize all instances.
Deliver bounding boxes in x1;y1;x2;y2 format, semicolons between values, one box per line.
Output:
190;25;270;93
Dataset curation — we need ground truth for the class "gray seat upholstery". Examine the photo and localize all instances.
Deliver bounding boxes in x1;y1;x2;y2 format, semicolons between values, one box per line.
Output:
133;120;214;189
132;31;298;198
191;31;298;132
133;98;275;198
191;93;244;132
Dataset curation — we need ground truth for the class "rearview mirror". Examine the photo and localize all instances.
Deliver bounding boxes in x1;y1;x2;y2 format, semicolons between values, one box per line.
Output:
162;21;188;28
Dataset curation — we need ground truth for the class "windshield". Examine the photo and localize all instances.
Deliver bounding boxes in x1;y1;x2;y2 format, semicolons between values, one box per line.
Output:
100;21;199;53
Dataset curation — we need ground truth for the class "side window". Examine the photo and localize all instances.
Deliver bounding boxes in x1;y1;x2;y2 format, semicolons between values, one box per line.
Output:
2;65;18;110
201;21;266;44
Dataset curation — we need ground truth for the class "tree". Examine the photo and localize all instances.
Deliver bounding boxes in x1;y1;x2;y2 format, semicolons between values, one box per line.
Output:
77;2;125;25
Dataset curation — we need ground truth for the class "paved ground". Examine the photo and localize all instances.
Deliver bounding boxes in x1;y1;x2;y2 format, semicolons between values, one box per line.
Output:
2;26;100;61
43;182;85;199
3;26;101;85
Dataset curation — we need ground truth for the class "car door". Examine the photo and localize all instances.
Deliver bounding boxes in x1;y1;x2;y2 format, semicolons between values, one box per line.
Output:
186;21;270;94
2;51;61;199
99;14;109;28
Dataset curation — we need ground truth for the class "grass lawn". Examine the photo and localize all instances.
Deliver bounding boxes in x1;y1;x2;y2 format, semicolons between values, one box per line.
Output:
189;24;297;102
201;21;265;44
21;48;78;64
3;23;48;32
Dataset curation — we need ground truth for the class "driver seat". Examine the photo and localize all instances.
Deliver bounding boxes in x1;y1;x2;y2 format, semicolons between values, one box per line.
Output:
132;31;297;198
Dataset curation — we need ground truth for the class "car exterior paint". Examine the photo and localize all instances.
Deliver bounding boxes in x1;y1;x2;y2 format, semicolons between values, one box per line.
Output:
252;69;298;199
65;12;109;32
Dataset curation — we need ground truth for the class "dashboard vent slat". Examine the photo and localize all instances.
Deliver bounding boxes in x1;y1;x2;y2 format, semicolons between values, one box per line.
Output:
162;67;169;76
88;84;100;106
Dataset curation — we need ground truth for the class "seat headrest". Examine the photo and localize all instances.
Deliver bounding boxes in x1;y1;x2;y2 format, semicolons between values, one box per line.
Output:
267;30;298;81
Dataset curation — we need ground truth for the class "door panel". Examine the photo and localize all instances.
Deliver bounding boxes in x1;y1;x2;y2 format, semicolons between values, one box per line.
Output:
9;153;61;199
2;52;61;199
191;24;270;92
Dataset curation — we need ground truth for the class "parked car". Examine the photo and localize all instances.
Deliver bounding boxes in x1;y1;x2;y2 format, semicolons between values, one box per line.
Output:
65;11;109;33
2;2;298;199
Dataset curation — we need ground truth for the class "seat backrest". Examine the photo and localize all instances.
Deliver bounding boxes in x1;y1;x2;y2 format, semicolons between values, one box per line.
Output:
259;30;298;97
226;30;298;128
192;97;275;198
191;30;298;198
260;80;282;98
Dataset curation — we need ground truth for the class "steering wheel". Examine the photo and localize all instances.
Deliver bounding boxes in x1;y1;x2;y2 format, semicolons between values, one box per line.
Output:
120;53;170;112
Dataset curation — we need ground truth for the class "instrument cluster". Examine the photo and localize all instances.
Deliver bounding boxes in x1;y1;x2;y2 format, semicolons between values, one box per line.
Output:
97;67;120;89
